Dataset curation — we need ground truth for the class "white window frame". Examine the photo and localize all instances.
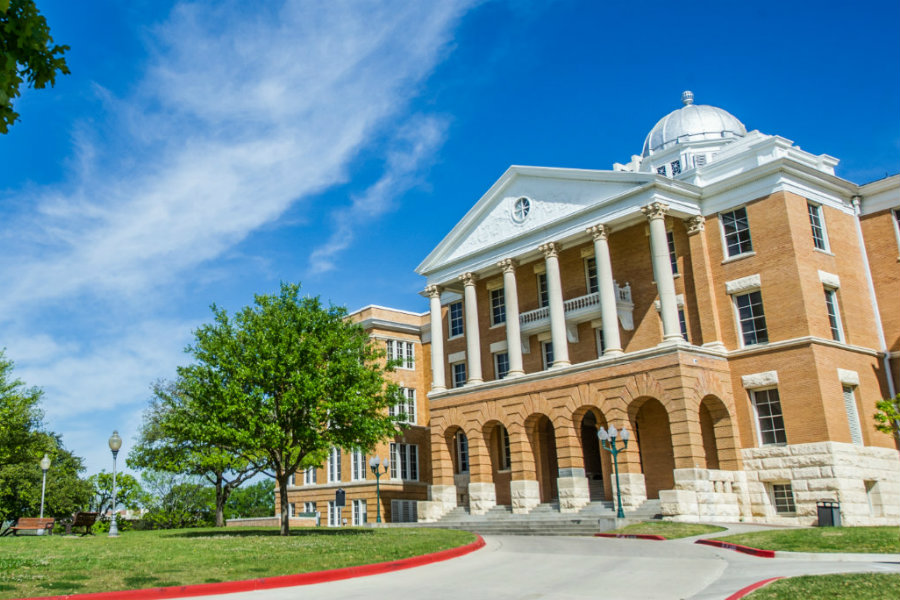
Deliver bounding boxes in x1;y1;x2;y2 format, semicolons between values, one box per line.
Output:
327;447;342;483
455;432;469;474
385;339;415;370
452;362;466;388
490;288;506;326
584;257;598;294
303;466;317;485
352;499;367;525
770;483;797;514
388;387;416;425
327;500;341;527
389;442;419;481
667;230;678;275
350;450;366;481
494;352;509;380
448;301;464;338
287;502;295;517
720;206;753;258
541;341;554;370
807;201;830;252
842;385;864;446
594;327;605;357
537;273;549;308
751;387;787;446
824;287;843;342
303;501;316;514
678;308;689;342
733;290;769;347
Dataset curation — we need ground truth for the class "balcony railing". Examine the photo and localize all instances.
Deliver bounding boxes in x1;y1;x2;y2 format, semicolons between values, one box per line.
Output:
519;283;634;334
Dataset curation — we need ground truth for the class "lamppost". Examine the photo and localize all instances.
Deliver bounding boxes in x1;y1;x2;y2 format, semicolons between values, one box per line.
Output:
597;424;630;519
368;456;390;523
108;431;122;537
38;454;51;535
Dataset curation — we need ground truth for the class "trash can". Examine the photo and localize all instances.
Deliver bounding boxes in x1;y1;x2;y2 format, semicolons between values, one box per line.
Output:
816;500;841;527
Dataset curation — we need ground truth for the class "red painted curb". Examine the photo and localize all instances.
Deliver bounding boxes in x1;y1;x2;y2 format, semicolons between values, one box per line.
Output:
594;533;667;541
19;534;486;600
724;576;783;600
694;538;776;558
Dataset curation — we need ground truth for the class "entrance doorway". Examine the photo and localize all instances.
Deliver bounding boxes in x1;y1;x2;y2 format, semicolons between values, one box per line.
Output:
532;415;559;503
580;411;605;501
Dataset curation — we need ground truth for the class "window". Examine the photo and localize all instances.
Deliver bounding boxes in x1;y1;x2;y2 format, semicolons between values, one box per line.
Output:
542;341;554;370
843;386;863;446
287;502;296;517
752;388;787;446
327;501;341;527
585;257;598;294
304;501;316;514
670;159;681;176
894;210;900;252
391;499;418;523
656;165;667;176
289;473;296;486
351;450;366;481
824;289;843;341
512;197;531;222
386;339;415;369
721;207;753;257
678;308;689;342
807;202;828;251
771;483;796;514
497;426;511;470
735;290;768;346
595;328;605;356
389;443;419;480
352;499;367;525
537;273;549;307
327;447;342;483
494;352;510;380
490;288;506;325
455;432;469;473
303;466;317;485
667;230;678;275
449;301;464;337
452;362;466;388
389;387;416;425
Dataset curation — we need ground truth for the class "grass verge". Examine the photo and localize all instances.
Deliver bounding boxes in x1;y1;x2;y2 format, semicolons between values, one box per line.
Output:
0;527;476;599
745;573;900;599
713;526;900;553
611;521;726;539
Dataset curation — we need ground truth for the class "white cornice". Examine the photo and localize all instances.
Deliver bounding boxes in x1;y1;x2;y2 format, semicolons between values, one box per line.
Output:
858;174;900;216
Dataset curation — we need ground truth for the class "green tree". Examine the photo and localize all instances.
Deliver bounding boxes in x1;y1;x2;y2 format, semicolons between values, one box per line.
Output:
0;349;48;471
140;471;214;530
88;471;143;516
874;393;900;447
225;479;274;519
0;0;70;133
127;380;262;527
179;282;404;535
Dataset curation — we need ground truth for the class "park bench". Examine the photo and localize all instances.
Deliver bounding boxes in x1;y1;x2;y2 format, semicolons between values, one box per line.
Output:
1;517;55;536
68;511;98;536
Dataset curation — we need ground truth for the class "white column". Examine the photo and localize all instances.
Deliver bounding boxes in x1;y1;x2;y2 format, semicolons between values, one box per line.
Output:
460;272;483;383
538;242;570;367
425;285;446;391
587;224;623;355
642;201;682;343
498;258;524;377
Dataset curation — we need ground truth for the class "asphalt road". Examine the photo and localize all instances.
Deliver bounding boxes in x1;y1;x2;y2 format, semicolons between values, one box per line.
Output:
180;534;900;600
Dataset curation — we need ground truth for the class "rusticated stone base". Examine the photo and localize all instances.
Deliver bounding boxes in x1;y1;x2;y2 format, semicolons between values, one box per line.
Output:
557;476;590;512
616;472;647;511
469;482;497;515
510;480;541;514
417;484;458;523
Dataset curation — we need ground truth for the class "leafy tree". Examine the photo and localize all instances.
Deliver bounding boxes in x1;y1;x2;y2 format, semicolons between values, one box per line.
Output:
88;471;143;516
127;380;261;527
139;471;214;530
0;433;92;522
225;479;274;519
874;394;900;447
0;0;70;133
0;349;48;470
178;282;404;535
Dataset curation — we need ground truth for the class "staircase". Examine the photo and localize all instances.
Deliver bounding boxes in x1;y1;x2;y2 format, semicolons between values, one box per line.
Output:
396;499;662;536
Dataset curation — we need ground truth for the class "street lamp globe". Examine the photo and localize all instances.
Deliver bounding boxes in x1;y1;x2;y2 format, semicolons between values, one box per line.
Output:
40;454;51;472
107;430;123;537
108;431;122;454
38;453;52;530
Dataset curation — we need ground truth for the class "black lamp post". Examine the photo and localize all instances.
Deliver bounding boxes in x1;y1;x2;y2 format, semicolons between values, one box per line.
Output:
598;424;630;519
368;456;390;523
108;430;122;537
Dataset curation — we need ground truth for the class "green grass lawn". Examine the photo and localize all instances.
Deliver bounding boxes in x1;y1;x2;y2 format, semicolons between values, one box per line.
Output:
713;526;900;554
745;573;900;599
0;527;476;599
611;521;726;539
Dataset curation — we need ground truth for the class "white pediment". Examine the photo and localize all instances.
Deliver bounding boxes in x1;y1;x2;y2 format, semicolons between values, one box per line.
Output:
418;166;653;277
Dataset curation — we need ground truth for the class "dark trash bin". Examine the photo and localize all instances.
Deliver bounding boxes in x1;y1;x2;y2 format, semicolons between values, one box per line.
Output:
816;500;841;527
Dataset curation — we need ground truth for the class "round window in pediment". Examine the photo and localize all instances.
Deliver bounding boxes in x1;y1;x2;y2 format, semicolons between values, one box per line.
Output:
512;197;531;223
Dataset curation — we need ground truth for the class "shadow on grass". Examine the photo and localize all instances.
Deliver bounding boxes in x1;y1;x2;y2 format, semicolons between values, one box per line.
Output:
168;528;376;538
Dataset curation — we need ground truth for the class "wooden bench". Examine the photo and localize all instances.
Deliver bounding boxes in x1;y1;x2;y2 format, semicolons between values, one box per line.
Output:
3;517;56;536
69;511;98;536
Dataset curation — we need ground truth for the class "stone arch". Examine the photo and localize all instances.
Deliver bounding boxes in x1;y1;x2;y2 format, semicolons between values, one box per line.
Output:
524;412;559;503
482;419;512;505
621;373;667;406
627;396;675;499
698;394;740;471
572;405;613;501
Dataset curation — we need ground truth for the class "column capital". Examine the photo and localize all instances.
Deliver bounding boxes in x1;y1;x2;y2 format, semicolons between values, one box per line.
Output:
425;284;442;298
641;201;670;221
586;224;610;241
459;272;478;287
497;258;517;273
685;215;705;236
538;242;560;259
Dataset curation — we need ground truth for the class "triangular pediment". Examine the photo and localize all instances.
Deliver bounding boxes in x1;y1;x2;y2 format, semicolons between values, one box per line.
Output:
417;166;653;277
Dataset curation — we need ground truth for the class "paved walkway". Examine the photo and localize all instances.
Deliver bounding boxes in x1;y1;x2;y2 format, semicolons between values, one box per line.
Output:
177;526;900;600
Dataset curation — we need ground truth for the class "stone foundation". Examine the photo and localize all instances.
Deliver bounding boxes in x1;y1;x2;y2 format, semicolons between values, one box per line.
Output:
469;482;497;515
617;472;647;511
510;479;541;513
557;476;590;512
417;484;458;523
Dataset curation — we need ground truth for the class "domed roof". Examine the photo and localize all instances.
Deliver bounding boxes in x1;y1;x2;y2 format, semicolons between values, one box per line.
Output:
641;91;747;158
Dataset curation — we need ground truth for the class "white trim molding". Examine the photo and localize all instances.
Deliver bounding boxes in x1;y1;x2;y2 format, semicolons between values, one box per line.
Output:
818;270;841;289
741;370;779;389
726;274;761;295
490;340;508;353
837;368;860;387
448;350;466;363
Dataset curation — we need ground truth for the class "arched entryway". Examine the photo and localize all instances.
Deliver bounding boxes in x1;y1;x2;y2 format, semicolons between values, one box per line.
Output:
445;426;470;509
527;414;559;503
632;398;675;499
579;410;609;501
483;421;512;506
699;395;738;470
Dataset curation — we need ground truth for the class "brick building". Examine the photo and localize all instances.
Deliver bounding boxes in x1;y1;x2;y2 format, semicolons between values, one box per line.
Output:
285;91;900;526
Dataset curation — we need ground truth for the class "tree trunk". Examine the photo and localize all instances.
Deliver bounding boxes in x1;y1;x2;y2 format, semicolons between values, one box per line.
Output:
278;473;290;536
214;473;226;527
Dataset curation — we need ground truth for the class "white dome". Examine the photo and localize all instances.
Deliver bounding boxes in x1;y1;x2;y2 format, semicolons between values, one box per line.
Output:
641;91;746;158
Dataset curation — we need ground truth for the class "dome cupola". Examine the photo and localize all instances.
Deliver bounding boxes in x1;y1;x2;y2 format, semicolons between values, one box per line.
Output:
641;91;747;158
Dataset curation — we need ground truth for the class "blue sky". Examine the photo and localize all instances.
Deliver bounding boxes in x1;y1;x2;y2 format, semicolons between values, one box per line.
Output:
2;0;898;476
